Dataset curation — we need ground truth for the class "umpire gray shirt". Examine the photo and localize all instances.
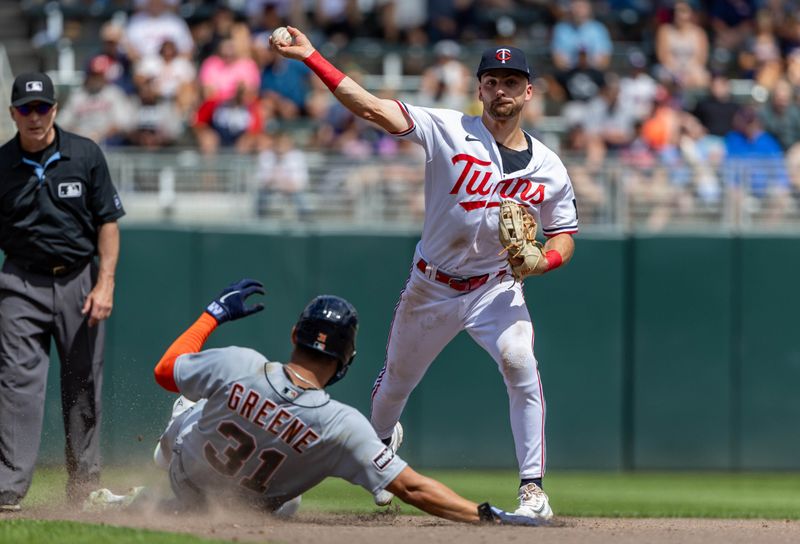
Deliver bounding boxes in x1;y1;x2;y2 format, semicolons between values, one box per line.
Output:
172;347;408;506
0;125;125;269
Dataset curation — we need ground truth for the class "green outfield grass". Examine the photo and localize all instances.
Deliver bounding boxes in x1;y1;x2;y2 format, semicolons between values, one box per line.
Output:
2;467;798;543
301;469;800;519
0;519;231;544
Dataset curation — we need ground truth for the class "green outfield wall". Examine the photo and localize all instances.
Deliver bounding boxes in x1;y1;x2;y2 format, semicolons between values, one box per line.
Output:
24;227;800;470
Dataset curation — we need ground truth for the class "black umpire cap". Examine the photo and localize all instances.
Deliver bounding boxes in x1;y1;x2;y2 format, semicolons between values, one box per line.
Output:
476;46;533;81
11;72;56;107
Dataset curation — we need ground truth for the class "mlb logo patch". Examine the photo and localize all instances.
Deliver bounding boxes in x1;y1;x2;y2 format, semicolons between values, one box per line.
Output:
26;81;43;92
58;182;82;198
313;332;327;351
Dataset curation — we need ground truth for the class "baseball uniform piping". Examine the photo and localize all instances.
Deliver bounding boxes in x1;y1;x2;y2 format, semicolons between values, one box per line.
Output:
543;227;579;237
371;264;414;404
390;100;416;136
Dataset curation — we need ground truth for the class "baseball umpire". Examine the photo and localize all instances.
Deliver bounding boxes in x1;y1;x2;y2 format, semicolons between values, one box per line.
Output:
271;28;579;519
150;279;540;525
0;73;125;510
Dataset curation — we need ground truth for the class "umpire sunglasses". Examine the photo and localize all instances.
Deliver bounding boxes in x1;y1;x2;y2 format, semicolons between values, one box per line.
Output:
15;103;54;116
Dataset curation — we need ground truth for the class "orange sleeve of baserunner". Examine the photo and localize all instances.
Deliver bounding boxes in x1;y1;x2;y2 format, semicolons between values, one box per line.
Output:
154;313;219;392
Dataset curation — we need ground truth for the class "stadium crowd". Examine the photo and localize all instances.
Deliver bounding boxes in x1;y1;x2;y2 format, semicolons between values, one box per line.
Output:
20;0;800;226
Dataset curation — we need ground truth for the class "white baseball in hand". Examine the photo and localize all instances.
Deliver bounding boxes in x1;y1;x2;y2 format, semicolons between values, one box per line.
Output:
271;26;292;46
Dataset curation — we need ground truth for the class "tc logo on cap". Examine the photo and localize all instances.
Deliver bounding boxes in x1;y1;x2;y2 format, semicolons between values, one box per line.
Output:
495;48;512;63
26;81;44;92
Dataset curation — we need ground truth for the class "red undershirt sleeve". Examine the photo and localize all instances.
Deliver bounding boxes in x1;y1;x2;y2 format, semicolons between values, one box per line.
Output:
154;312;218;393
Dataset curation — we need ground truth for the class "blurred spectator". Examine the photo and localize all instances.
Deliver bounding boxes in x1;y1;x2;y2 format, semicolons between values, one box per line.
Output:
125;76;184;149
785;47;800;87
551;0;612;71
196;5;237;63
678;116;726;207
312;0;363;45
125;0;194;61
313;100;372;158
655;0;710;90
135;39;197;113
605;0;655;42
554;48;606;128
94;21;135;94
377;0;428;44
378;138;426;220
757;78;800;151
255;131;310;218
193;85;265;155
779;11;800;54
618;49;659;122
691;73;740;137
59;55;133;146
724;106;790;219
419;40;472;110
737;9;783;90
709;0;756;52
641;87;683;153
246;0;305;30
254;33;312;119
199;38;261;101
580;75;639;165
428;0;479;42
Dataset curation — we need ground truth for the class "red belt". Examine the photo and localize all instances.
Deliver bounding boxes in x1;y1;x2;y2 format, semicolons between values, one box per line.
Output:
416;259;504;292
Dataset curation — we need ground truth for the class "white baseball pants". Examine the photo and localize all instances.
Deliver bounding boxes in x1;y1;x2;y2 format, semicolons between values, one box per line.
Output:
370;254;546;479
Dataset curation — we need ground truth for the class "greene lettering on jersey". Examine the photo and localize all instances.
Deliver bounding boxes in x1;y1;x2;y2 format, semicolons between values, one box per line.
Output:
393;101;578;276
170;349;408;501
226;382;320;453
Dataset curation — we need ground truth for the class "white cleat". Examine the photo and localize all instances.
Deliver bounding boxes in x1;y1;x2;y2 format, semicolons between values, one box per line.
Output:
373;422;404;506
273;495;302;518
82;487;147;512
513;483;554;520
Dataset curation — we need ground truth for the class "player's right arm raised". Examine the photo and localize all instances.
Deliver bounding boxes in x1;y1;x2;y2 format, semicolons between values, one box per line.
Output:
271;26;411;134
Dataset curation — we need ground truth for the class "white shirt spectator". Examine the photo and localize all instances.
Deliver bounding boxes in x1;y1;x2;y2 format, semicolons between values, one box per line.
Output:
58;84;134;143
126;10;194;59
377;0;426;30
257;146;309;194
619;72;659;122
137;55;196;99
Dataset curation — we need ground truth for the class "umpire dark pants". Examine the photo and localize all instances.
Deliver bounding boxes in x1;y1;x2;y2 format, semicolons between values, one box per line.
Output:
0;259;103;503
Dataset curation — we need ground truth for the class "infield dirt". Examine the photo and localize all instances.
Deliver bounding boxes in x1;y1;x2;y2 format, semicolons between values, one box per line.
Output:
13;505;800;544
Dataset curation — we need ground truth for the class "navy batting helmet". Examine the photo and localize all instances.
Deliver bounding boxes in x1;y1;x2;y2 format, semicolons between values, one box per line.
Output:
294;295;358;385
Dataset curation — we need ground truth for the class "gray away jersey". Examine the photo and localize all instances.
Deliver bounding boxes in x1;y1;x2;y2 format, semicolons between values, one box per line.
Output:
170;347;407;506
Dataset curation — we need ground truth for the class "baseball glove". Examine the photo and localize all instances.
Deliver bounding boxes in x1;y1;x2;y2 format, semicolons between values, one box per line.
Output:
498;199;545;282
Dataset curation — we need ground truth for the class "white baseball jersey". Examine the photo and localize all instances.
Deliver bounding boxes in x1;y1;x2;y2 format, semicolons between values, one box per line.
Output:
394;102;578;276
166;347;407;507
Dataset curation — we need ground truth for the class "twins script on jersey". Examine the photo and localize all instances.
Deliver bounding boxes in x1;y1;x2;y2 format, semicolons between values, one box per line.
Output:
395;102;578;276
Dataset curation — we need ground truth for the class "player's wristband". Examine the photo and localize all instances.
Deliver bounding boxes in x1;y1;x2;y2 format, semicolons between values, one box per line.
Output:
304;50;346;93
545;250;563;272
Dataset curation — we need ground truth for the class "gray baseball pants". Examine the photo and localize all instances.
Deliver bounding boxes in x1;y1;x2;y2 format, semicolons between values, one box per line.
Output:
0;259;103;503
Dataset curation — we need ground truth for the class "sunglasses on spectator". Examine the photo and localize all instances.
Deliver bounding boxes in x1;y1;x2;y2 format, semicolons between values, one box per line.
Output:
15;103;54;116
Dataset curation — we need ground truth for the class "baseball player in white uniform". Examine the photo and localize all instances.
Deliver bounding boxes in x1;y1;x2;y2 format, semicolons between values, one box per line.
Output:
272;29;577;520
147;278;545;526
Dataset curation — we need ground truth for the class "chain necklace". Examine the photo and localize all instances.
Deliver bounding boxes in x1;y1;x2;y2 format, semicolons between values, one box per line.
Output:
284;364;319;390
